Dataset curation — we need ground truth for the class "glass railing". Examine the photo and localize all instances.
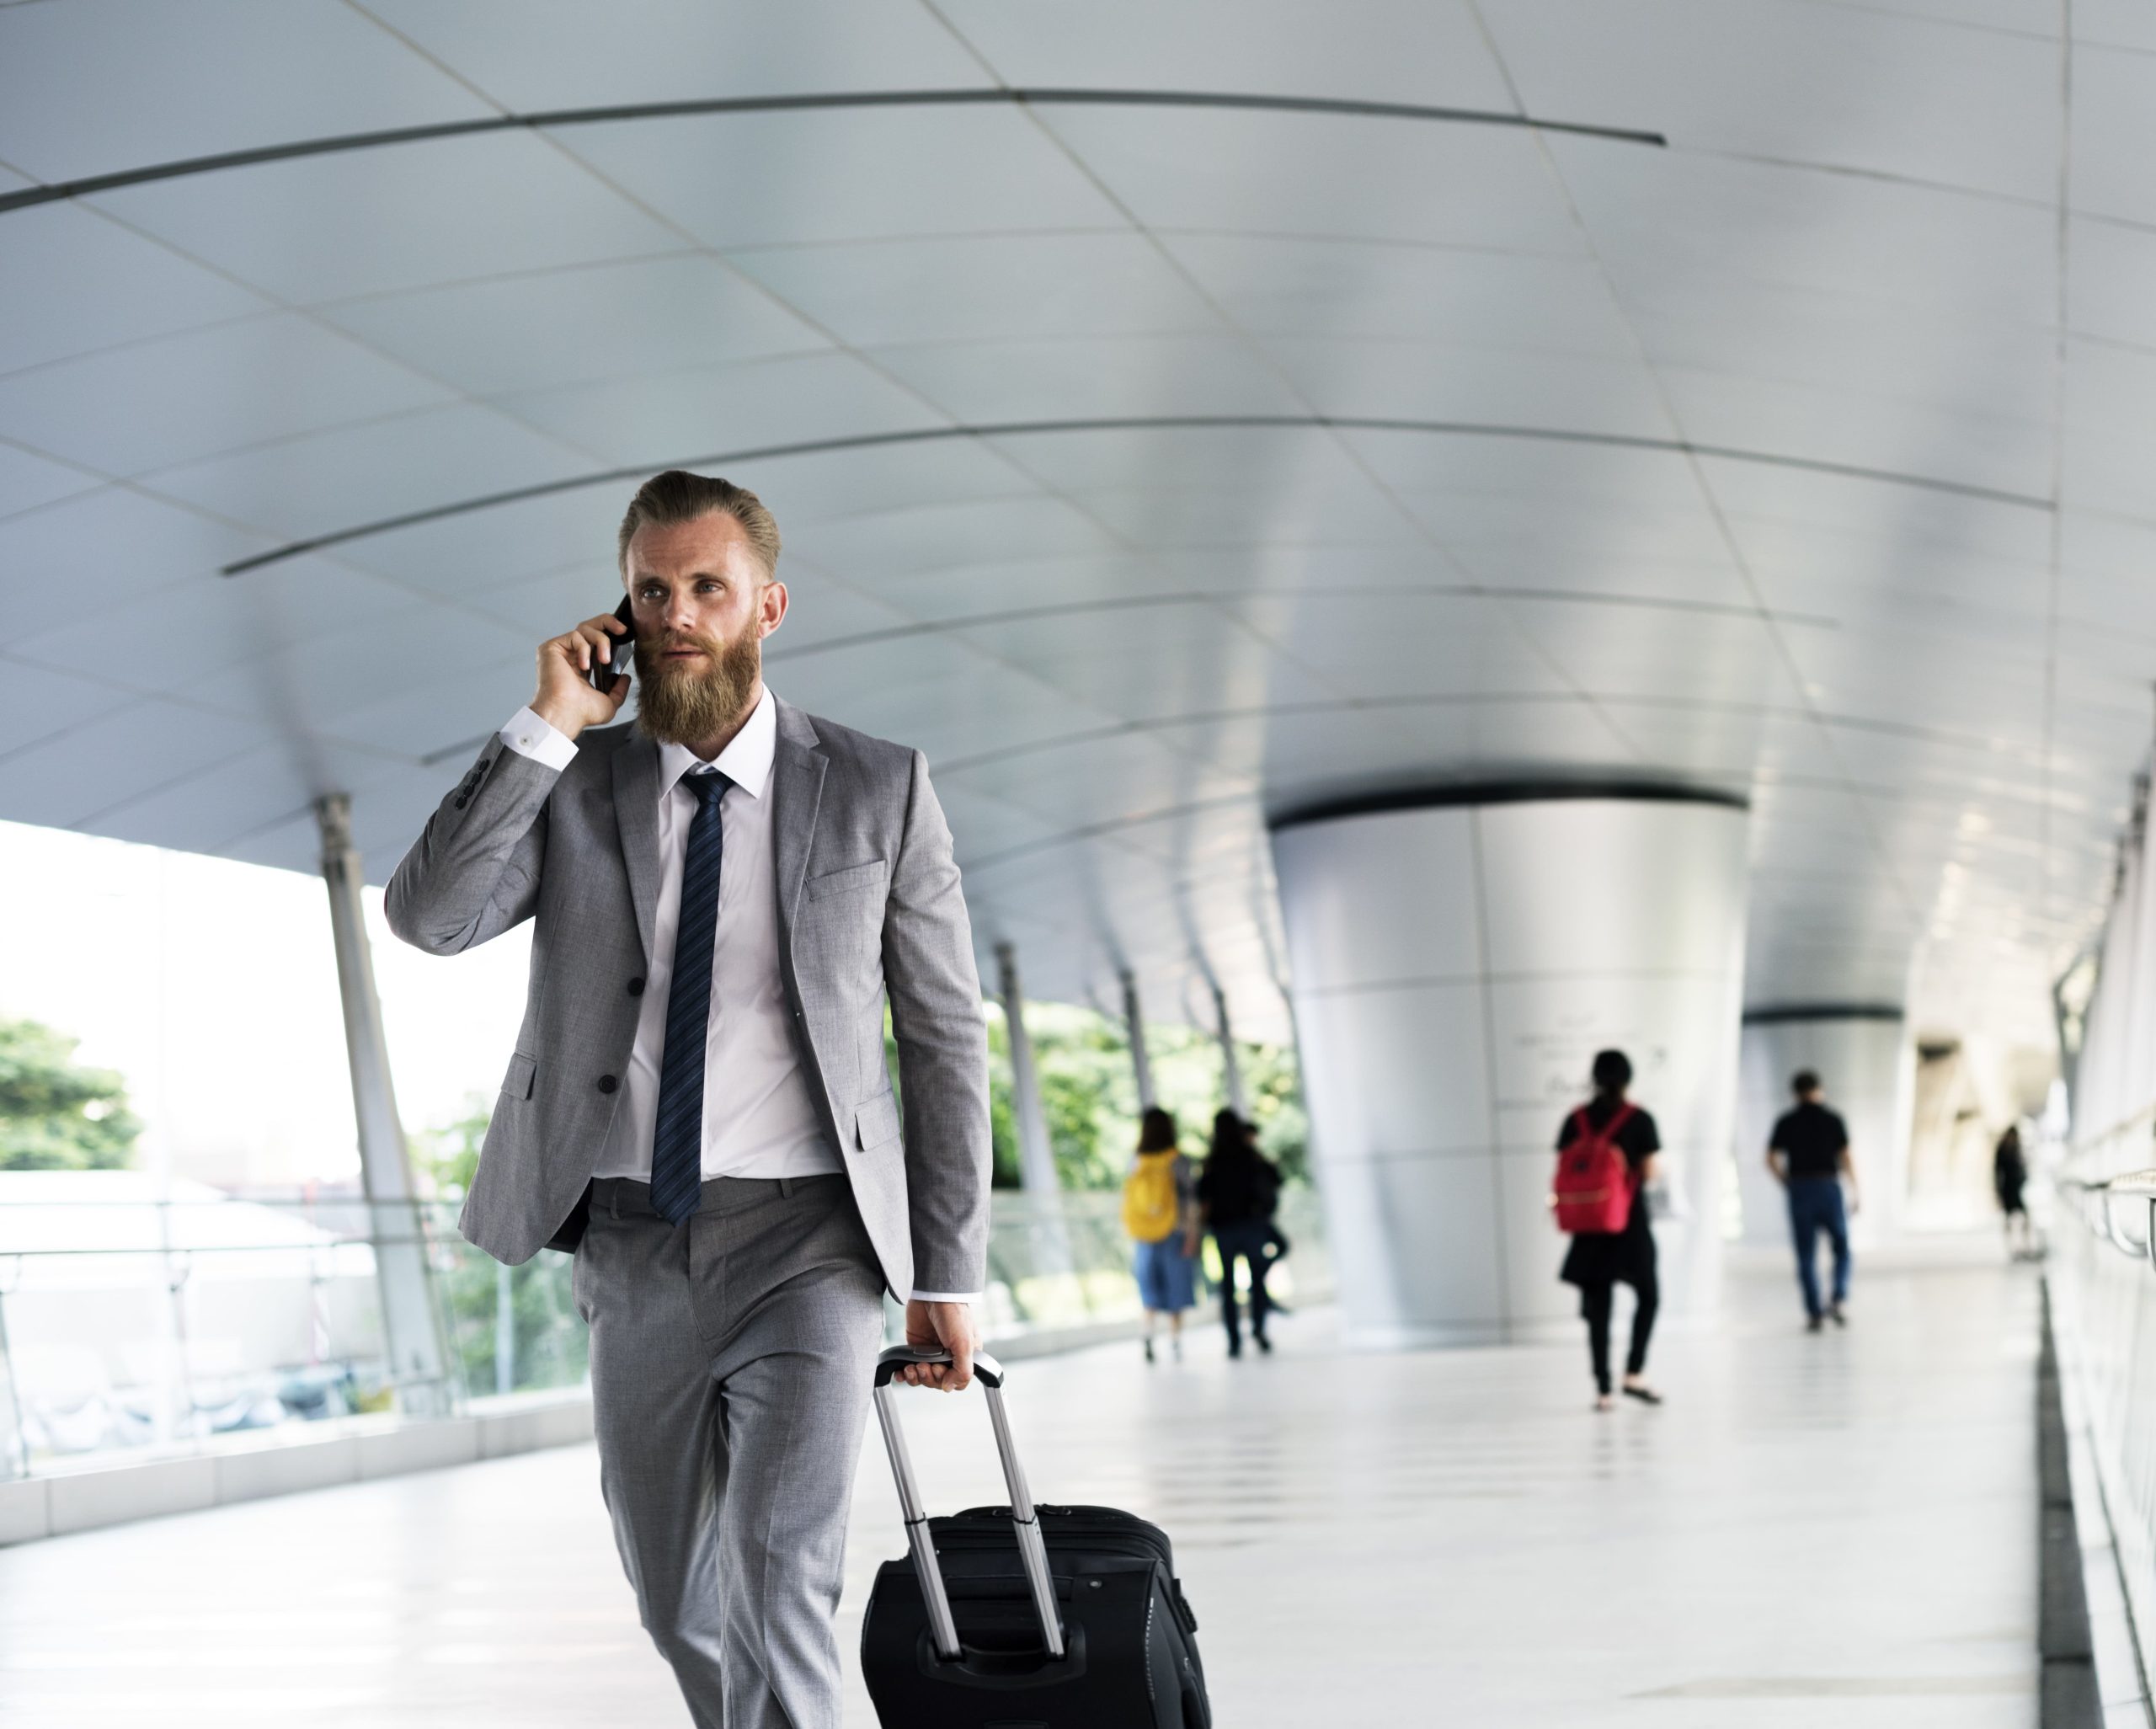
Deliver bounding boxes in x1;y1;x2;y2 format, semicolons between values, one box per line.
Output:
0;1183;587;1480
974;1186;1332;1337
2052;1111;2156;1699
0;1178;1329;1479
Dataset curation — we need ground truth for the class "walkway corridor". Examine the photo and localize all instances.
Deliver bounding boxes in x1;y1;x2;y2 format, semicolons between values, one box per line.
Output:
0;1251;2039;1726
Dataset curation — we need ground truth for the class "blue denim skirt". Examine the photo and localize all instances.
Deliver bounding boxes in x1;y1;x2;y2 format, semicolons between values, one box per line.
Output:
1132;1236;1197;1311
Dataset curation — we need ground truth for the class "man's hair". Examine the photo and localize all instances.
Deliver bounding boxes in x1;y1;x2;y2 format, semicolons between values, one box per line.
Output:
616;470;782;579
1791;1069;1822;1097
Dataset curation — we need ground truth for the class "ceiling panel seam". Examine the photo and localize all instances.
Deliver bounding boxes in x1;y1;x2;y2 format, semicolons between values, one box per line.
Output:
2035;17;2076;967
1468;1;1935;931
759;584;1843;669
0;88;1668;218
927;690;2043;777
56;189;652;478
883;6;1389;814
479;82;1199;733
957;31;1649;779
216;416;2053;576
339;0;1146;719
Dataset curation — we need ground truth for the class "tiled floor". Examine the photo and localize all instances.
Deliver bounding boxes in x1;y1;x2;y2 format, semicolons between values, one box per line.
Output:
0;1248;2039;1726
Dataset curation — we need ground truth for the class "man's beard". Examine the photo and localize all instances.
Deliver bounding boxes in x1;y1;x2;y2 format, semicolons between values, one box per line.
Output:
632;624;761;746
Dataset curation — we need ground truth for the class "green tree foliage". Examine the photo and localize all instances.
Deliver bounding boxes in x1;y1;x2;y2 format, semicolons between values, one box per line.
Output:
1243;1040;1311;1187
0;1017;141;1171
979;1001;1309;1192
413;1096;490;1197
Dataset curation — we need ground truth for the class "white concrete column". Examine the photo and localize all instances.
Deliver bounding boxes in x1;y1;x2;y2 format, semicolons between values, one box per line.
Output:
995;942;1059;1198
993;941;1071;1284
1212;984;1249;1118
1120;969;1156;1110
1735;1006;1912;1247
1273;791;1750;1349
317;794;453;1417
494;1260;515;1397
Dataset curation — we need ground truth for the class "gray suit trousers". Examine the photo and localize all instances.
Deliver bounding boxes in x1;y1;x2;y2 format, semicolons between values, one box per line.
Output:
573;1174;885;1729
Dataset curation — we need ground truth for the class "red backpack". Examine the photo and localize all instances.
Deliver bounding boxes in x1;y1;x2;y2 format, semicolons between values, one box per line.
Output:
1550;1103;1638;1235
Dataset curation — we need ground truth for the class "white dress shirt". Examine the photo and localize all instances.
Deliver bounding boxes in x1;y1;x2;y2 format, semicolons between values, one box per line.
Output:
498;690;973;1304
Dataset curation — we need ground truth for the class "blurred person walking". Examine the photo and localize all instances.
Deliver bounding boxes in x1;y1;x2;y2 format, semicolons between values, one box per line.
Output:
1199;1108;1283;1357
1555;1049;1664;1411
1768;1070;1858;1331
1123;1106;1199;1362
1995;1123;2034;1259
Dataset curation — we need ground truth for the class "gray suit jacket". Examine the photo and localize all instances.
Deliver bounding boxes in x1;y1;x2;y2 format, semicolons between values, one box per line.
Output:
382;696;991;1299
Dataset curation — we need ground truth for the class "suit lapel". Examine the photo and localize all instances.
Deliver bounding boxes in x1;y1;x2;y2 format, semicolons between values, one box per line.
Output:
611;734;663;962
771;699;827;954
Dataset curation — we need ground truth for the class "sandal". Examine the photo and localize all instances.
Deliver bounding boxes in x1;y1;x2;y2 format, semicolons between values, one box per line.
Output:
1621;1382;1663;1406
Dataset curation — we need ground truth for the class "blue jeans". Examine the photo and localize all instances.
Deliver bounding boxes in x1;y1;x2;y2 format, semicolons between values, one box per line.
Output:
1788;1177;1851;1318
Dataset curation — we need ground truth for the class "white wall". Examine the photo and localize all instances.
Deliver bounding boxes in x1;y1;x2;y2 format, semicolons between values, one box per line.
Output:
1734;1014;1913;1246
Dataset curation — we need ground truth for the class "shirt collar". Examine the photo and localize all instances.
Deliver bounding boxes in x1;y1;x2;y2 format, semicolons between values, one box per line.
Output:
656;686;777;803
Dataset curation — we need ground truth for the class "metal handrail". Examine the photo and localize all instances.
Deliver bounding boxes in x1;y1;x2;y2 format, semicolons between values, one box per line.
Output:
0;1238;432;1258
2059;1170;2156;1269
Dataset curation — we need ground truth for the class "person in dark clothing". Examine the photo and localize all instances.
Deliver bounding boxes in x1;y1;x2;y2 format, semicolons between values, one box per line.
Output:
1994;1123;2033;1258
1557;1049;1663;1411
1768;1070;1859;1331
1198;1108;1283;1358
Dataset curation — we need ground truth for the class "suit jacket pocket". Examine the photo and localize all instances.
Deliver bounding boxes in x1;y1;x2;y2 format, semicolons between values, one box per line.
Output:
854;1090;901;1152
501;1052;537;1101
807;858;887;900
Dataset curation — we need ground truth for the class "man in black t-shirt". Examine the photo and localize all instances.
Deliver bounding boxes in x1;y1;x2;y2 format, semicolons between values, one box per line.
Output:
1768;1070;1859;1330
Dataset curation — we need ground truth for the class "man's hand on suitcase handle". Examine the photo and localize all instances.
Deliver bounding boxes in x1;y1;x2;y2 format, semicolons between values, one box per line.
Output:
899;1299;978;1390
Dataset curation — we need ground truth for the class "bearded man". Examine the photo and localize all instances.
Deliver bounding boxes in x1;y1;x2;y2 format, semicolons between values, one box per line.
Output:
384;469;990;1728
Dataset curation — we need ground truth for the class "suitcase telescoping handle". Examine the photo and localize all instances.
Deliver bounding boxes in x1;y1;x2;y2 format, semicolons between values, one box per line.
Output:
872;1345;1066;1663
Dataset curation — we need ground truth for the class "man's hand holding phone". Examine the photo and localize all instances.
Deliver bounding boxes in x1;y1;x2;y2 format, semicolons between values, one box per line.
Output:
531;607;633;739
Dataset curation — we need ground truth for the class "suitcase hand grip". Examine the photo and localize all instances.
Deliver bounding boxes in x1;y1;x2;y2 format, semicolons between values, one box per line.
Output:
872;1346;1064;1662
874;1344;1004;1389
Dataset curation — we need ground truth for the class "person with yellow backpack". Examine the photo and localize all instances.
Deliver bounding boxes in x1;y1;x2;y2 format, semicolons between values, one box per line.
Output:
1123;1106;1200;1362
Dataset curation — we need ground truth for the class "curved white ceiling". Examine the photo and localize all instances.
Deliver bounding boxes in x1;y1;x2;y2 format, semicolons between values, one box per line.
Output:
3;0;2149;1047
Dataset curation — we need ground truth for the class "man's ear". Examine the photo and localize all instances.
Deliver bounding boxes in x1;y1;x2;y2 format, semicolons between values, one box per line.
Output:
759;578;789;638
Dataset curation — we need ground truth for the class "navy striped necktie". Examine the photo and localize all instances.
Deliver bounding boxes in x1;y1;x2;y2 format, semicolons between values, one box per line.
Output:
650;766;732;1224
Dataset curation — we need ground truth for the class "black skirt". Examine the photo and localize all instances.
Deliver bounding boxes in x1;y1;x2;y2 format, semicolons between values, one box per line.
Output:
1561;1194;1657;1289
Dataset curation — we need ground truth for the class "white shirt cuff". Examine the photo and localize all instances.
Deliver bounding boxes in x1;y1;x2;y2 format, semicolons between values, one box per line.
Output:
910;1291;977;1305
499;707;579;772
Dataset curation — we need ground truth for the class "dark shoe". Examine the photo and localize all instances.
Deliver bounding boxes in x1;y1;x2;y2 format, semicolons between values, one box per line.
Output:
1266;1299;1294;1317
1828;1303;1847;1327
1620;1382;1663;1406
1143;1337;1155;1363
1253;1331;1273;1354
1806;1314;1823;1333
1226;1337;1242;1359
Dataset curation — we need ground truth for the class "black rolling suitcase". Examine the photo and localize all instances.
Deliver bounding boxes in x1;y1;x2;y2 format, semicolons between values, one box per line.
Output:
861;1345;1212;1727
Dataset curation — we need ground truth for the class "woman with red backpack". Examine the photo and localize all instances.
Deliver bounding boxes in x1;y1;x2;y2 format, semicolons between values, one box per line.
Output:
1555;1049;1666;1411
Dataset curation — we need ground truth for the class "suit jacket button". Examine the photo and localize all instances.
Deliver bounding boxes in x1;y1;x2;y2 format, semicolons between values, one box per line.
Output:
627;977;645;997
597;1075;618;1094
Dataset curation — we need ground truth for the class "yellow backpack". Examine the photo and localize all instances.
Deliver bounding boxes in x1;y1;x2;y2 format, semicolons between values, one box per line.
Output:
1123;1151;1182;1243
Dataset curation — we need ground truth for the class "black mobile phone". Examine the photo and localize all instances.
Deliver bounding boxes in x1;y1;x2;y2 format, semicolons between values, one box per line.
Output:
590;595;636;691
